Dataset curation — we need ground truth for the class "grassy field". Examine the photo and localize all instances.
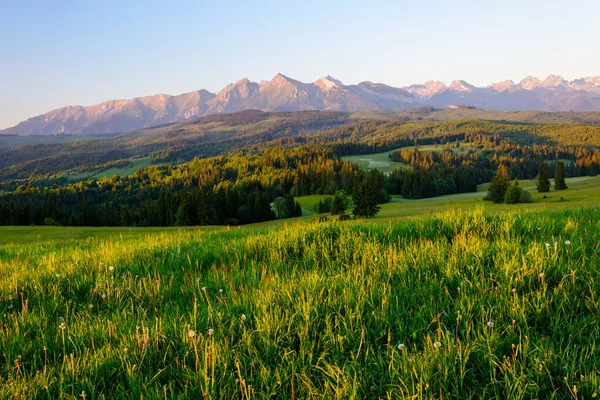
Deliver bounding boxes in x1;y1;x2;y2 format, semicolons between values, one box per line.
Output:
65;157;159;181
1;206;600;398
341;150;407;173
295;194;334;215
1;174;600;397
340;142;473;173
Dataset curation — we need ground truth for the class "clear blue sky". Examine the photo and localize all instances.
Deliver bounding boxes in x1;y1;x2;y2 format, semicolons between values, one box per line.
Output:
1;0;598;129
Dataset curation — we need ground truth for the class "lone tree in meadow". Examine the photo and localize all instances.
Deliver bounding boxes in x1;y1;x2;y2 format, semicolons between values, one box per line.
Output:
487;164;510;203
352;176;380;218
554;161;567;190
330;190;348;215
537;162;550;193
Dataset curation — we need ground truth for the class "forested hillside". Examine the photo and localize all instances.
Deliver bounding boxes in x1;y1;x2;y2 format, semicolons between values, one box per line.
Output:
2;110;600;227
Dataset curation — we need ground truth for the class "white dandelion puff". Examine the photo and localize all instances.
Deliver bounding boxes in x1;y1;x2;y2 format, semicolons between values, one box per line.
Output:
398;343;405;350
208;328;214;336
487;321;494;328
433;341;442;349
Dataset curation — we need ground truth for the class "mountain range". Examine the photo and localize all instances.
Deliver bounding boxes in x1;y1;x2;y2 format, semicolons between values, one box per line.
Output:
3;74;600;136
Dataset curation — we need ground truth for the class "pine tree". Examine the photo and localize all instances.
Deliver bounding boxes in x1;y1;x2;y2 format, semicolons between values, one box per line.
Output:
352;177;381;218
555;161;567;190
488;164;510;203
537;162;550;193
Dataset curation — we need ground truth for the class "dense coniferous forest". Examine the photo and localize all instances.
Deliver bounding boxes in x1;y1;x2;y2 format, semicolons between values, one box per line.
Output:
0;147;388;226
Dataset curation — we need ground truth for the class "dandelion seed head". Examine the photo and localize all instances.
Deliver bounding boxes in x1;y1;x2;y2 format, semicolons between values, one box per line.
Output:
398;343;405;350
241;314;247;321
539;272;545;278
219;289;223;294
109;266;114;271
208;328;214;336
565;240;571;245
433;341;442;349
188;329;195;338
487;321;494;328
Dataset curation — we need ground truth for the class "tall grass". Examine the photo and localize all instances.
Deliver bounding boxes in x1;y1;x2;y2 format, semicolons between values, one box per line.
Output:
0;207;599;398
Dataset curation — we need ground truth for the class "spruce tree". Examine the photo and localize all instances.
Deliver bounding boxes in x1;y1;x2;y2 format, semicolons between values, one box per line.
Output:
352;178;381;218
555;161;567;190
537;162;550;193
488;164;510;203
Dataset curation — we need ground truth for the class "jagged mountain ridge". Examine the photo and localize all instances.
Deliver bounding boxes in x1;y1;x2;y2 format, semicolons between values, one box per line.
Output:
3;74;600;136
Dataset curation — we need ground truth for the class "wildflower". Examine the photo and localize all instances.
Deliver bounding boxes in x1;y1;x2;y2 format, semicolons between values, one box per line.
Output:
398;343;405;350
59;322;66;330
565;240;571;245
208;328;214;336
109;266;114;271
539;272;545;279
433;341;442;349
241;314;247;321
487;321;494;328
188;329;196;338
219;289;223;294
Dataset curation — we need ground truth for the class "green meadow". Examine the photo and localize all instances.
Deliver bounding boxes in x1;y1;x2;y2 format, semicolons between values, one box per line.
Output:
1;185;600;397
340;141;474;173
